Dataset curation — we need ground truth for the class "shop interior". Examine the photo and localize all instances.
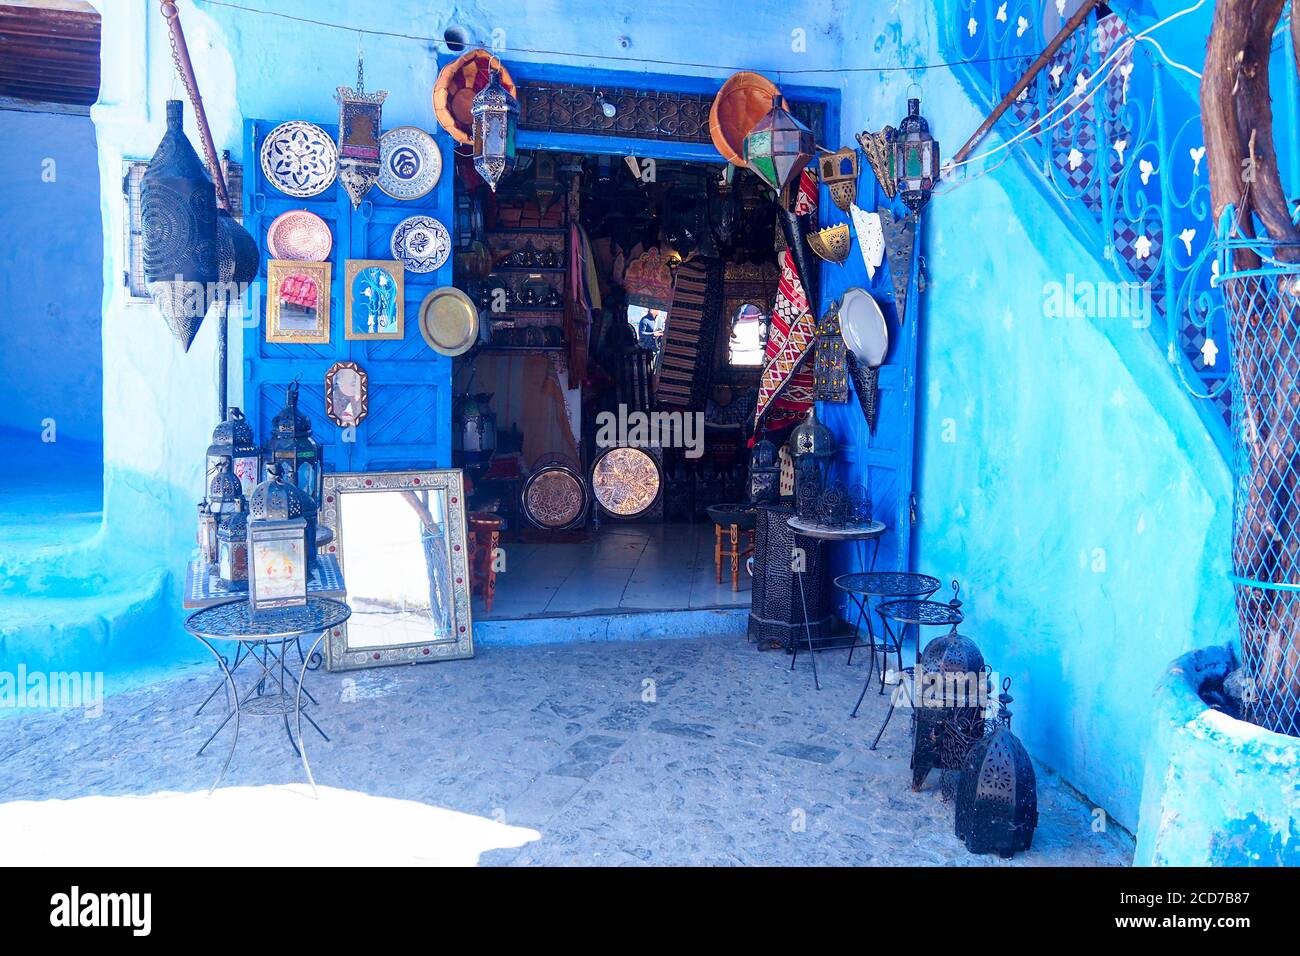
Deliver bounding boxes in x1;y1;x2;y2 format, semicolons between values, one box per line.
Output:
451;148;789;619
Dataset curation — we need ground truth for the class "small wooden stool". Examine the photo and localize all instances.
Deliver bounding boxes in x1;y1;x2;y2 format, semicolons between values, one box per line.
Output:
714;523;755;592
467;512;504;613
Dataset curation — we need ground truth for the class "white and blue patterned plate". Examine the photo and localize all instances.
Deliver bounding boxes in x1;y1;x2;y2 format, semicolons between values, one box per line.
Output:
390;216;451;273
260;121;337;198
378;126;442;200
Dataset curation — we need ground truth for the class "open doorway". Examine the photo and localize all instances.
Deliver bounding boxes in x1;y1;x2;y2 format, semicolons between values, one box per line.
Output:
452;148;787;619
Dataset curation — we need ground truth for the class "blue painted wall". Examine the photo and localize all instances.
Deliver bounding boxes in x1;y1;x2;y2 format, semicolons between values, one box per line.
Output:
0;109;103;448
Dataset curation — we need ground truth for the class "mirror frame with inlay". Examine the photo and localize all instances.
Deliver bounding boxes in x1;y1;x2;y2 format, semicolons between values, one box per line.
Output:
320;469;473;670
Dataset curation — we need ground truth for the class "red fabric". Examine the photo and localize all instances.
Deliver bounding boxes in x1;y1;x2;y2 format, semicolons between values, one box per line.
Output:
279;273;318;308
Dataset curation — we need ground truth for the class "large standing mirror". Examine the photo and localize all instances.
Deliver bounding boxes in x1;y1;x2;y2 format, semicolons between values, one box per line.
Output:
319;469;473;670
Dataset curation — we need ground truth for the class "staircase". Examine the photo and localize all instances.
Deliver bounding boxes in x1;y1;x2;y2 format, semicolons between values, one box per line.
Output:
945;1;1300;459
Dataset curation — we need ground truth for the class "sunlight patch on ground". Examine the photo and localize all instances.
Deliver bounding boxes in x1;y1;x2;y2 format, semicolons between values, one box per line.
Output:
0;785;540;865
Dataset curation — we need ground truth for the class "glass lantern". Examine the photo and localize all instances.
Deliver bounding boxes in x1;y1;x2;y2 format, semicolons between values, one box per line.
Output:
266;381;324;508
197;501;218;568
246;466;311;616
216;510;249;591
206;407;260;497
891;96;941;213
471;64;519;192
789;407;836;518
208;458;245;517
743;95;814;195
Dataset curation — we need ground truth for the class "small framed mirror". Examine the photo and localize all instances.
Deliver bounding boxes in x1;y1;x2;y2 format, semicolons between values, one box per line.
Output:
320;470;473;670
325;361;368;428
728;302;768;366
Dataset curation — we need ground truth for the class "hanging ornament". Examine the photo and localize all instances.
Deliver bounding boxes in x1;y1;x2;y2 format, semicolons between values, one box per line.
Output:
471;63;520;192
818;146;858;211
879;207;917;325
140;99;219;352
856;126;897;197
850;204;885;279
335;49;388;208
743;95;814;195
890;93;941;213
813;301;849;403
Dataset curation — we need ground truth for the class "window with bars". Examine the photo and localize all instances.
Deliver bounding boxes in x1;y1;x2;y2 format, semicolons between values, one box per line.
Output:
121;154;243;301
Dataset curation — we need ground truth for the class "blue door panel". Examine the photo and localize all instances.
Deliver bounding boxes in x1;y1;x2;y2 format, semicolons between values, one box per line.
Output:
243;117;454;476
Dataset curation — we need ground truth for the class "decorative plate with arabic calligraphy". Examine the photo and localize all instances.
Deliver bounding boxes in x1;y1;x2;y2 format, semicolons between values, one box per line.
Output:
260;121;337;198
591;447;662;519
390;215;451;273
378;126;442;200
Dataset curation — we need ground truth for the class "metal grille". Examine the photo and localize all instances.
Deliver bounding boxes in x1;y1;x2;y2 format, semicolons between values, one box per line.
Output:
1226;263;1300;737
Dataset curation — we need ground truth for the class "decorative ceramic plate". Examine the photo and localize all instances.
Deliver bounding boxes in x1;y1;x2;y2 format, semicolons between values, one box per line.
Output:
418;286;479;356
266;209;333;261
378;126;442;200
839;287;889;368
391;215;451;273
260;121;337;198
591;447;662;519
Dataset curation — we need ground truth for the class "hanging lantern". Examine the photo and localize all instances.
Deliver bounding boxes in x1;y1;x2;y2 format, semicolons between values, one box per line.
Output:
743;95;814;195
748;439;781;504
246;467;311;616
216;509;249;590
266;381;324;507
141;99;219;352
954;682;1039;858
471;64;519;192
335;58;388;208
912;624;986;791
216;208;259;290
890;96;941;213
206;407;261;497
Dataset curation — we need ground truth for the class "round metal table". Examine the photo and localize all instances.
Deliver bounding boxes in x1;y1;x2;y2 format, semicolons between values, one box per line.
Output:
784;517;886;690
860;595;964;750
835;571;942;700
185;597;351;794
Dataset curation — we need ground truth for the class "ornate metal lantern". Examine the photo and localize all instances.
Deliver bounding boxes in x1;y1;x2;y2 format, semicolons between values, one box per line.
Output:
266;381;324;507
748;439;781;503
141;99;219;352
216;509;249;590
743;95;814;195
912;624;986;791
471;64;519;192
197;501;218;568
206;407;260;497
954;683;1039;858
789;407;836;518
246;466;311;616
890;96;941;213
207;457;244;516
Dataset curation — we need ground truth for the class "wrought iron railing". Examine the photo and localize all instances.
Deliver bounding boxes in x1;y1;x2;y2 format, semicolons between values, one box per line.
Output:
946;2;1299;449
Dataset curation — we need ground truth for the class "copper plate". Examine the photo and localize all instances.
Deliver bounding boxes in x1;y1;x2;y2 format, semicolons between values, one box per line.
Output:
709;72;789;168
522;464;587;529
418;286;479;356
591;447;662;519
266;209;333;261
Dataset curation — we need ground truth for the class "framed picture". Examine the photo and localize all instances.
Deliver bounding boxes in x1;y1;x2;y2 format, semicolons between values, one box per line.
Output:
319;469;473;670
247;522;309;614
266;260;331;344
344;259;405;340
325;360;368;428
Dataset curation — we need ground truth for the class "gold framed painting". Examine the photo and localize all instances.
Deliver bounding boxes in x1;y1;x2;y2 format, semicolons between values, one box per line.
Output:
266;260;331;344
344;259;405;340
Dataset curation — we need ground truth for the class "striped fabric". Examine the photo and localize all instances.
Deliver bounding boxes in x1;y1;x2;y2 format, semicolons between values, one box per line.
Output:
656;258;722;409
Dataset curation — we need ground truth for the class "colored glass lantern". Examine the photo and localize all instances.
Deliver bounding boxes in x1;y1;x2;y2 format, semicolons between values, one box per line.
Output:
266;381;324;507
743;95;814;194
141;99;219;352
246;467;311;616
890;97;941;213
471;65;519;192
216;509;249;590
206;407;260;497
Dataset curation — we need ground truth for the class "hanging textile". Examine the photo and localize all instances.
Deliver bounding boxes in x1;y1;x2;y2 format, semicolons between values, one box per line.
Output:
656;257;723;410
564;222;593;389
753;168;819;432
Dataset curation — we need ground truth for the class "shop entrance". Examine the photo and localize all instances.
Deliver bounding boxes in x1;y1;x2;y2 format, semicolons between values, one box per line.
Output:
453;149;787;621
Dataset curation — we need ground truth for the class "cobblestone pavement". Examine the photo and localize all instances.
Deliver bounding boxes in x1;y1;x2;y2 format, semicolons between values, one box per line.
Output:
0;636;1133;866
